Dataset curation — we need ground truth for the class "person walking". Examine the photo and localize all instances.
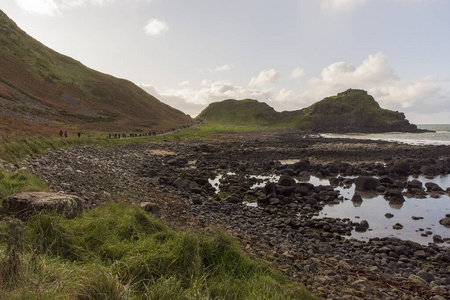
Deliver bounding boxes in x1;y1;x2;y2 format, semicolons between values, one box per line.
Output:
59;130;63;137
64;130;68;138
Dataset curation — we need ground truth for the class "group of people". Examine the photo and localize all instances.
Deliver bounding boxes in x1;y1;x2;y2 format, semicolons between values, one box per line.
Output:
59;130;81;138
106;131;157;139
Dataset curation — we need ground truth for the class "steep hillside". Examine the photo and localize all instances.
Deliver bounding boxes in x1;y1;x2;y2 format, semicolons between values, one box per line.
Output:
197;89;422;133
197;99;280;126
0;10;192;136
295;89;420;133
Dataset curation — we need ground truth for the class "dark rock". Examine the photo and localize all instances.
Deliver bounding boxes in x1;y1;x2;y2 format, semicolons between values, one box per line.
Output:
433;235;444;244
191;198;203;205
392;223;403;230
351;193;363;203
420;165;439;176
263;182;277;196
225;195;241;204
439;217;450;228
425;182;444;192
2;192;83;220
354;176;380;191
140;201;160;213
392;160;410;175
278;175;296;186
385;213;394;218
384;189;405;202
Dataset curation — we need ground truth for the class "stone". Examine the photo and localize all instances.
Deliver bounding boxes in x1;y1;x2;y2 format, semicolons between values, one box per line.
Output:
392;223;403;230
225;195;241;204
433;235;444;244
2;192;83;220
408;274;428;287
439;217;450;228
385;213;394;218
354;176;380;191
140;201;160;213
278;175;296;187
425;182;444;192
351;193;363;203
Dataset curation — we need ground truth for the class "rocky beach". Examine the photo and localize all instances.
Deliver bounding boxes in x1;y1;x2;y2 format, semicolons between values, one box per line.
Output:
21;130;450;300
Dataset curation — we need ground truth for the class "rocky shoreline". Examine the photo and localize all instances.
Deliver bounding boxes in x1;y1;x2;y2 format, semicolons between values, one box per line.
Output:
23;130;450;300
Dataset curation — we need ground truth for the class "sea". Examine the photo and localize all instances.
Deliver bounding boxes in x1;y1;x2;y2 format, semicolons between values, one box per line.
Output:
321;124;450;146
318;124;450;245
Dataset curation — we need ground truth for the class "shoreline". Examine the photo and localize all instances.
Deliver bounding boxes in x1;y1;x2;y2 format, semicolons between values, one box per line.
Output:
22;131;450;299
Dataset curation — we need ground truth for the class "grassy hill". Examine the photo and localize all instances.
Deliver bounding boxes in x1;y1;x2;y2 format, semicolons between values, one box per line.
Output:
197;89;422;133
0;10;192;136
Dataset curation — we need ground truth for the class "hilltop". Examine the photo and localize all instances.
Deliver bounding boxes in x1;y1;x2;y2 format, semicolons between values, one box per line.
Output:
197;89;422;133
0;10;192;136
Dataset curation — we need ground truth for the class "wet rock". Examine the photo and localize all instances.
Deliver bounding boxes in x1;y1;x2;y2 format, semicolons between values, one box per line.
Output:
433;235;444;244
351;193;363;204
392;223;403;230
355;176;380;191
439;216;450;228
425;182;444;192
392;159;410;175
2;192;83;220
225;195;241;204
278;175;296;186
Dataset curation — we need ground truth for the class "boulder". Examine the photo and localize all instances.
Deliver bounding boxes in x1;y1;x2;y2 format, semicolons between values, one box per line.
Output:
278;175;296;187
425;182;444;192
225;195;241;204
392;223;403;230
392;160;410;175
2;192;83;220
354;176;380;191
140;201;160;213
351;193;363;203
439;216;450;228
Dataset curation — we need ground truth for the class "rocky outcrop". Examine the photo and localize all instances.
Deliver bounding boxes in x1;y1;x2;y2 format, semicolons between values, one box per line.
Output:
2;192;83;220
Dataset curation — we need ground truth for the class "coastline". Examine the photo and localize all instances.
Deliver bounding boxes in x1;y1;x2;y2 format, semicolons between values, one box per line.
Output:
22;130;450;299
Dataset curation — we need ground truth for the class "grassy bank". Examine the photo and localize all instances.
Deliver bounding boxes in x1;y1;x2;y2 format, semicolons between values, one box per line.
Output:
0;126;317;299
0;203;317;300
0;122;266;164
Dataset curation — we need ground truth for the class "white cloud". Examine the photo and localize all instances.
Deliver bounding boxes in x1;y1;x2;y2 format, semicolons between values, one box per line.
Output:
305;53;397;99
215;64;231;72
290;68;305;79
201;79;212;86
144;18;169;36
321;0;367;13
249;69;281;87
15;0;149;16
16;0;59;15
178;80;189;86
369;76;441;109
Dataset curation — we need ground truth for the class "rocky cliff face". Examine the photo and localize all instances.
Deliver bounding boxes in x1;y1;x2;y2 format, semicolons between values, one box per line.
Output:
198;89;424;133
298;89;423;133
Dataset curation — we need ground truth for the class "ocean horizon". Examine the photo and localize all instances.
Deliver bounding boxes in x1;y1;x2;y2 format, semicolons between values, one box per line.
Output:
322;124;450;146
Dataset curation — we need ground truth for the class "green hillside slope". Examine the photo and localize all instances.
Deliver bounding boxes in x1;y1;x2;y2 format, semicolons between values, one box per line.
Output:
0;10;192;136
197;89;422;133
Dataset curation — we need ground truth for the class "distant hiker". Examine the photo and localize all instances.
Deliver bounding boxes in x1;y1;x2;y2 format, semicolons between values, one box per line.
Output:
77;132;81;138
64;130;68;138
59;130;63;137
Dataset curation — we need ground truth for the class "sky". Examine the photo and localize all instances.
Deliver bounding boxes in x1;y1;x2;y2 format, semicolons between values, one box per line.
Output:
1;0;449;124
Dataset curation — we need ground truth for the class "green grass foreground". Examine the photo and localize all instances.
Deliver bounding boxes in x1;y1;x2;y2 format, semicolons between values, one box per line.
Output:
0;203;317;300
